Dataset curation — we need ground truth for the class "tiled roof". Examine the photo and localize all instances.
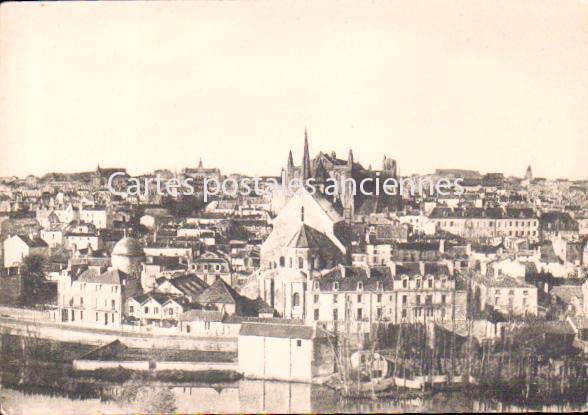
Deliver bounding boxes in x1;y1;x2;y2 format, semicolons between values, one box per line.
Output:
78;268;130;285
179;309;224;322
197;278;240;305
287;223;340;252
550;285;583;303
240;322;314;339
129;291;186;306
162;273;208;298
17;234;48;248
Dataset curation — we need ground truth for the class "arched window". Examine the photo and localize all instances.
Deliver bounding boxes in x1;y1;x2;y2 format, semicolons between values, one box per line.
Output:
298;257;304;269
292;292;300;307
279;256;285;267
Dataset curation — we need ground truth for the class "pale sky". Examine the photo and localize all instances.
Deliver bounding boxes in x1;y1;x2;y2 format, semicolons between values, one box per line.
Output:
1;0;587;179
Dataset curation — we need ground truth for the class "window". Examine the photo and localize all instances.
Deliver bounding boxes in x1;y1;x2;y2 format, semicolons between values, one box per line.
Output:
357;294;362;303
144;307;149;314
154;307;159;314
416;295;421;305
333;282;339;291
441;295;446;304
80;297;84;306
279;256;285;267
298;257;304;269
314;309;319;321
186;325;191;333
357;281;363;290
129;306;134;313
296;339;302;347
205;321;211;330
402;295;408;305
402;279;408;289
292;292;300;307
402;309;407;318
377;294;382;303
357;308;363;320
169;308;174;316
111;300;116;310
428;279;433;288
333;309;338;321
376;308;383;319
314;294;319;303
333;294;338;303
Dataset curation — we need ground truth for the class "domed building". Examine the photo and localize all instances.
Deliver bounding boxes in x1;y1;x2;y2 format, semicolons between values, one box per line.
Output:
111;237;144;277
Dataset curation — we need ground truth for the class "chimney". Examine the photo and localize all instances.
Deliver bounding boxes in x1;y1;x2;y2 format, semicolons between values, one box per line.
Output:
388;261;397;277
439;239;445;253
419;261;426;276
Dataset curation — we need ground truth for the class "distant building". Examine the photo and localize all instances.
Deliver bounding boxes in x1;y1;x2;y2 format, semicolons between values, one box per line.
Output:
470;272;538;317
57;267;142;327
3;234;49;267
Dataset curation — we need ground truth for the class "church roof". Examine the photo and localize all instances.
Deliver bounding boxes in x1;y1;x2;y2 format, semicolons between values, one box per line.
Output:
287;223;339;251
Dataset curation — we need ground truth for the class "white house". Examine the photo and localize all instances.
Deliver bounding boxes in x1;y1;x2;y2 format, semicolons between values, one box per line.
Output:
3;234;49;267
238;321;334;382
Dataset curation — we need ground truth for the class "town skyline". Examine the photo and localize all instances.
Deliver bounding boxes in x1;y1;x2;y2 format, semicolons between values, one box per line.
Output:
1;1;587;180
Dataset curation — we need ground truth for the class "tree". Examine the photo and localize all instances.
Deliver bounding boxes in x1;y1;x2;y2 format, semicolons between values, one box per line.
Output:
20;254;49;305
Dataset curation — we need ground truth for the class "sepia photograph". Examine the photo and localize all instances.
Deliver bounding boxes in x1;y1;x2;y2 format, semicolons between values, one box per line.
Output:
0;0;587;413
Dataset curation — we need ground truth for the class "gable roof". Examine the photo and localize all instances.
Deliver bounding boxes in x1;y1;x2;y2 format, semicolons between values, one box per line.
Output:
16;234;48;248
197;278;240;305
129;291;187;307
159;273;209;298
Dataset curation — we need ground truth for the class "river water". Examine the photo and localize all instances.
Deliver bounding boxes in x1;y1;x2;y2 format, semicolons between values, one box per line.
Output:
2;380;587;414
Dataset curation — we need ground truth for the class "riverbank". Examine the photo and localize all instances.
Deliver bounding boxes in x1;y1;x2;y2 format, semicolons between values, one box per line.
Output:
0;313;237;351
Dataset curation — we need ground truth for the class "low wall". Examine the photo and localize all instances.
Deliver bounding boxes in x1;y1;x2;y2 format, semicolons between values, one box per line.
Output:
73;360;150;371
154;361;238;371
0;316;237;351
72;359;238;372
0;305;49;321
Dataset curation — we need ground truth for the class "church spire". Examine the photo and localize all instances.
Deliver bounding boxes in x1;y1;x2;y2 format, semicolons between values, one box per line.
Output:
198;158;203;169
302;128;311;180
347;149;354;169
287;150;294;170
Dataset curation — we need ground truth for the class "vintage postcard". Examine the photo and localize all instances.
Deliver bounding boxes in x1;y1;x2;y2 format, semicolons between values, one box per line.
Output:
0;1;587;413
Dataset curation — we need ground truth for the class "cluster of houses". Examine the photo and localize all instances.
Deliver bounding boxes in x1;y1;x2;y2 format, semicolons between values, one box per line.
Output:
1;138;588;382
